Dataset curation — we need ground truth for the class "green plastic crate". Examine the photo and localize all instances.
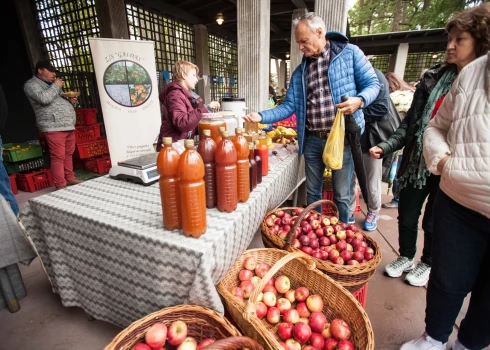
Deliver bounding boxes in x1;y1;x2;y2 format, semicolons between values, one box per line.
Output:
2;143;43;162
3;154;50;174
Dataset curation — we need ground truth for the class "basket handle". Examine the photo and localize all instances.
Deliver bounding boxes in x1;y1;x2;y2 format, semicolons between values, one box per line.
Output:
244;251;315;319
203;336;264;350
284;199;339;250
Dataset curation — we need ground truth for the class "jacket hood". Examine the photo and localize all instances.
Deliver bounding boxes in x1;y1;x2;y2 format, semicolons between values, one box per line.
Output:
325;31;349;43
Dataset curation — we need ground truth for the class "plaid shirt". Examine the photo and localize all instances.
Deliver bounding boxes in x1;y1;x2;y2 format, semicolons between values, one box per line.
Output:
305;42;336;132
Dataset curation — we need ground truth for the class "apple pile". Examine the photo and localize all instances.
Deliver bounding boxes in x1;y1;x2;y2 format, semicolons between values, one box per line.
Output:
132;320;216;350
233;256;355;350
265;209;375;266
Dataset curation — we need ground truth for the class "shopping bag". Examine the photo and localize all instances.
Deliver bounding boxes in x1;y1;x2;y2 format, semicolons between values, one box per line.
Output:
322;109;345;169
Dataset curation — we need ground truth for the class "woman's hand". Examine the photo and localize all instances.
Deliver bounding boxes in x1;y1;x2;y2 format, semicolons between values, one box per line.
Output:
208;101;220;111
437;155;450;173
243;112;262;123
369;146;384;159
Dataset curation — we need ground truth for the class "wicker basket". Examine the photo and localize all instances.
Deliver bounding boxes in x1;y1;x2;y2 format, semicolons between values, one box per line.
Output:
104;305;242;350
217;249;375;350
261;200;382;292
204;337;264;350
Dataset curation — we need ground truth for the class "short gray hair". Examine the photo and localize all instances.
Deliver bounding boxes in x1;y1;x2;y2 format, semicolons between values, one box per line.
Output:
292;12;326;35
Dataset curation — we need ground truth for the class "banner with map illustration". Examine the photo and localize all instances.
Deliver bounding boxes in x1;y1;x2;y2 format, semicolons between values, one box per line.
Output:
89;38;161;165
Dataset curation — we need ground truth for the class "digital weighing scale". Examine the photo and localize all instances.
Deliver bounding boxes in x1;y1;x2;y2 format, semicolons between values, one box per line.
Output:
109;153;159;185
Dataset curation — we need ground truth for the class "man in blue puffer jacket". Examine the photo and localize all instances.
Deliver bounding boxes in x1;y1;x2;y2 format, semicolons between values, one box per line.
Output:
244;13;380;223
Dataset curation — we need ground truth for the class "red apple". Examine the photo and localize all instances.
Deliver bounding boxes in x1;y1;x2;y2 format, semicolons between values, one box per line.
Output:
283;308;300;324
364;252;374;261
197;338;215;349
347;224;358;232
312;251;322;260
133;343;151;350
337;339;355;350
310;332;325;350
330;318;351;340
294;227;302;238
267;307;281;324
324;338;339;350
311;219;321;229
309;239;320;249
328;249;340;260
333;224;343;233
239;281;254;299
278;230;289;240
239;269;253;281
293;322;312;343
302;346;316;350
177;337;198;350
319;237;330;247
324;226;334;237
250;276;262;287
299;235;310;246
278;322;294;340
352;251;364;262
145;322;167;349
285;289;296;303
263;284;278;296
347;260;359;266
276;298;292;313
255;301;268;319
297;317;309;325
276;209;285;218
275;218;282;226
345;230;355;239
282;216;292;226
354;246;366;253
243;256;257;270
265;216;275;227
307;232;317;241
323;246;333;254
308;312;327;333
329;235;338;244
275;275;291;293
315;227;325;237
293;208;304;215
321;251;330;260
256;292;264;302
167;320;188;346
263;291;277;307
330;216;339;225
255;263;271;278
336;230;347;241
336;240;347;251
351;238;362;249
301;246;313;255
292;238;302;249
366;247;374;255
266;277;275;286
295;287;310;302
321;323;332;339
306;295;324;313
296;301;311;318
232;287;244;301
284;338;301;350
302;223;313;234
354;232;364;241
331;256;345;265
346;243;353;252
341;250;353;262
322;217;331;226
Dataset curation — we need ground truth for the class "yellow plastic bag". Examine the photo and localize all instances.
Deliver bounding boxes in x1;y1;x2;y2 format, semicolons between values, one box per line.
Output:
322;109;345;170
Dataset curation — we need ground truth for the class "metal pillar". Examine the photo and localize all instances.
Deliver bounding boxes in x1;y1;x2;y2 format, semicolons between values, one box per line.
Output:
95;0;129;39
315;0;349;34
194;24;211;103
290;8;308;74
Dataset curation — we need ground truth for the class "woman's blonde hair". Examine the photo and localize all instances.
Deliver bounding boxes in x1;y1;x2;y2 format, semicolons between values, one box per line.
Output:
385;72;416;93
173;60;199;81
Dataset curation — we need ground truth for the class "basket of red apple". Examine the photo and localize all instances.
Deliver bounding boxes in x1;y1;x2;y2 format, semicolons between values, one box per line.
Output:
261;200;382;293
217;248;374;350
104;304;256;350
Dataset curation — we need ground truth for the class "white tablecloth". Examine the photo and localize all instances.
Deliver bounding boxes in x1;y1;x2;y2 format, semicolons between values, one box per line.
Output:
19;151;305;327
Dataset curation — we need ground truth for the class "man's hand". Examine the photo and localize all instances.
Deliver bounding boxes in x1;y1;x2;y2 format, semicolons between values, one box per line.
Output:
437;155;450;174
243;112;262;123
68;97;78;105
208;101;220;111
54;78;63;87
335;97;363;115
369;146;384;159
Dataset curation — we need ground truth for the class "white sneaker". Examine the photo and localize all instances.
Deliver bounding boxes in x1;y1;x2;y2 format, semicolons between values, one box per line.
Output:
405;261;431;287
401;333;447;350
452;339;469;350
385;256;415;278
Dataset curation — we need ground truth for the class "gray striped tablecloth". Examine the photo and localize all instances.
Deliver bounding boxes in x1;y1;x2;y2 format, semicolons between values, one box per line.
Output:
19;150;305;327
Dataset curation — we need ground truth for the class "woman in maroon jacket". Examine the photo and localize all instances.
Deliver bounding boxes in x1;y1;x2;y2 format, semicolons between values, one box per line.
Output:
157;61;220;150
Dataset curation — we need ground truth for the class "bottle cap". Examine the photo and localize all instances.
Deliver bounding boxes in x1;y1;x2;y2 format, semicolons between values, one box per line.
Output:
221;130;229;137
235;127;243;134
249;142;254;150
184;139;194;148
203;129;211;136
162;137;172;145
218;126;226;132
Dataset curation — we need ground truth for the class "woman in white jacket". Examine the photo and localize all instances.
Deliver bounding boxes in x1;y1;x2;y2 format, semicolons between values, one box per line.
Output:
401;54;490;349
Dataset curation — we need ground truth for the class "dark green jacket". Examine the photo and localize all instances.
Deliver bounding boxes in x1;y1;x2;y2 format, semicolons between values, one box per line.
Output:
377;64;453;177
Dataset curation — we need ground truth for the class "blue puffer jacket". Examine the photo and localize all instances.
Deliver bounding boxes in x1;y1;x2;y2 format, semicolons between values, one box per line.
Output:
260;32;380;155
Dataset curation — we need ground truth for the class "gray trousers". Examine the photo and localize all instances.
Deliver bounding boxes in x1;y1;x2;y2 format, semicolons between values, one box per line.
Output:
350;152;383;213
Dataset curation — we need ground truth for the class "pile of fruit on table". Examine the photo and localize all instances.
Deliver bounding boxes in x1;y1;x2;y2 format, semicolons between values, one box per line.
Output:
264;208;375;266
233;257;356;350
266;127;298;145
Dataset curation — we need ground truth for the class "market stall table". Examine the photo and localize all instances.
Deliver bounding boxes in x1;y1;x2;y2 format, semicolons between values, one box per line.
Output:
19;149;305;328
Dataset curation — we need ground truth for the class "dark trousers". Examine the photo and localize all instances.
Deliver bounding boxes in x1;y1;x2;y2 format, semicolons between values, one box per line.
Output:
426;190;490;349
397;174;440;265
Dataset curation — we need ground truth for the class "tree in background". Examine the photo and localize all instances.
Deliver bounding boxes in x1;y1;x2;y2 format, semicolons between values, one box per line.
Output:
349;0;487;35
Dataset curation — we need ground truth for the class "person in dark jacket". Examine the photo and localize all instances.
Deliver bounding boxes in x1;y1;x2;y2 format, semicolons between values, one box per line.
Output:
350;68;400;231
370;5;489;288
0;84;20;215
157;61;220;149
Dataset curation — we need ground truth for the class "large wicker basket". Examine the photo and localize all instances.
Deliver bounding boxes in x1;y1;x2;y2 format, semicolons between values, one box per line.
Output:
261;199;382;292
104;304;243;350
217;248;375;350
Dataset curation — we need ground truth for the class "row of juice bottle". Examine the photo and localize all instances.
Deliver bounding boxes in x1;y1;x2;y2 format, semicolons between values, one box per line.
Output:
156;128;269;238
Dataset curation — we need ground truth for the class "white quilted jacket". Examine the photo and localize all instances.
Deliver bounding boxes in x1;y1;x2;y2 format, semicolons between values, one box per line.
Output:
423;53;490;219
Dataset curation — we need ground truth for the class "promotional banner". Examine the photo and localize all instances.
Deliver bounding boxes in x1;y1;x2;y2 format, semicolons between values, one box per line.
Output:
89;38;161;164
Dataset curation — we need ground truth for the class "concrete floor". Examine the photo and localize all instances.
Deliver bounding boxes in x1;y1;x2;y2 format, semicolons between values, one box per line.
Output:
1;183;487;350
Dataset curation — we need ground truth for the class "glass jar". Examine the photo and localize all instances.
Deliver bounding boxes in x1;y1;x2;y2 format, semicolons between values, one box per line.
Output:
221;113;238;136
198;113;226;142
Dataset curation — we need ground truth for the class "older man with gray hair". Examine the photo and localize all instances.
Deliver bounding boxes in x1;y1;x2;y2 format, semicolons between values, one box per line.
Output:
244;13;380;223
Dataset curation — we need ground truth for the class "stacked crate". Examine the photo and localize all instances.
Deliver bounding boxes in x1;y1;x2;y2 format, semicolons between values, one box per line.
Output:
74;108;111;174
2;143;53;192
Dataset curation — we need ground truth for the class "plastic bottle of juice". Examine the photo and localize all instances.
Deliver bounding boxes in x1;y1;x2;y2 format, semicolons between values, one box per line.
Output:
179;139;207;238
216;131;238;212
214;126;226;145
157;137;181;230
197;129;217;208
248;142;257;189
253;140;263;185
259;134;269;176
232;127;250;203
